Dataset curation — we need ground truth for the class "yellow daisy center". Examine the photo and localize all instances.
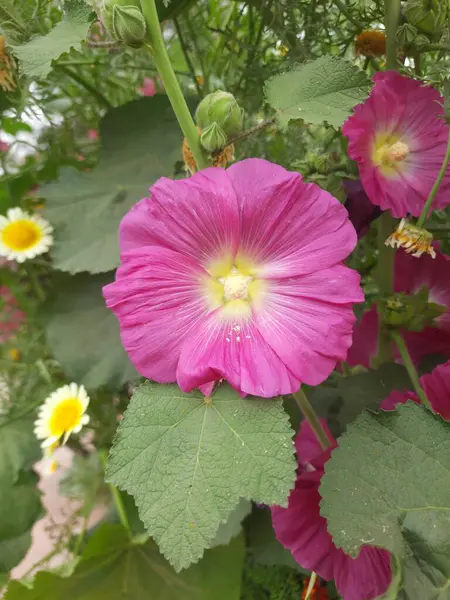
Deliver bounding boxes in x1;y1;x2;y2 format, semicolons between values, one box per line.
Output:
1;220;42;251
373;134;410;176
48;398;83;437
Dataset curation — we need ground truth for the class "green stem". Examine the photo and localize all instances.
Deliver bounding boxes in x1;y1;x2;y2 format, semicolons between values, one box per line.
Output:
99;450;132;536
417;124;450;227
390;331;431;410
140;0;208;170
385;0;401;70
293;389;332;451
375;212;395;365
332;0;363;29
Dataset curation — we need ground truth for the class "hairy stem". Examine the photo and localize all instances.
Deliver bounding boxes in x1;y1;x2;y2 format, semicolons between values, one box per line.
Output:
385;0;401;70
390;331;431;410
293;388;332;451
140;0;208;169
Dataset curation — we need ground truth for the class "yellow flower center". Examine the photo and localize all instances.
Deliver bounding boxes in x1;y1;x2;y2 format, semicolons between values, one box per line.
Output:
48;398;83;437
205;259;265;318
219;268;253;301
373;134;410;176
1;220;42;251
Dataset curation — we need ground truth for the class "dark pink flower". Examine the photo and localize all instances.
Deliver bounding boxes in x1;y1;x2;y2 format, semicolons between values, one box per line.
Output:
137;78;156;97
0;286;25;343
382;360;450;420
343;179;381;238
0;140;8;153
347;247;450;368
271;421;392;600
87;129;99;141
343;72;450;218
104;159;363;397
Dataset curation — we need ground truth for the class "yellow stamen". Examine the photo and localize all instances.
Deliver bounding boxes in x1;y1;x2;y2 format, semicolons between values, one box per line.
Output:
1;220;42;251
48;398;83;437
373;135;410;176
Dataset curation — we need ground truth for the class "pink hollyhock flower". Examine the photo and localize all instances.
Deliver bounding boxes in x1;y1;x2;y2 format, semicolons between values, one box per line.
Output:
347;247;450;368
343;72;450;218
87;129;99;141
343;179;381;238
103;159;363;397
0;286;25;343
0;140;8;153
271;420;392;600
137;78;156;97
382;360;450;420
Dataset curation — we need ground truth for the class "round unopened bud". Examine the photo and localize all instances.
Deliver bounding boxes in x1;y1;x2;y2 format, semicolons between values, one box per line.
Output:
101;4;146;46
405;0;447;39
195;91;244;138
200;122;228;153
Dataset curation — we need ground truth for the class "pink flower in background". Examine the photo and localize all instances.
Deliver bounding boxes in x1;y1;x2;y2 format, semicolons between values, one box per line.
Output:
87;129;99;141
343;179;381;238
347;247;450;368
0;140;8;153
271;421;392;600
343;72;450;217
382;360;450;420
104;159;363;397
137;78;156;97
0;286;25;343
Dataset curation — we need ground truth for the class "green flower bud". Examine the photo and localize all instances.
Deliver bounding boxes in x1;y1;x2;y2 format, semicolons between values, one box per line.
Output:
405;0;447;39
378;287;446;333
396;23;418;47
200;122;228;153
195;91;244;138
101;4;146;46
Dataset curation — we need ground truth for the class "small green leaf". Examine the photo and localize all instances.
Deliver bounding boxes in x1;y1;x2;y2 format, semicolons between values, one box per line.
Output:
320;402;450;596
264;56;371;129
12;0;94;79
42;96;185;275
209;498;251;548
60;453;108;516
336;364;411;428
246;508;306;573
0;473;42;573
0;419;40;483
107;383;296;571
5;524;245;600
43;272;138;390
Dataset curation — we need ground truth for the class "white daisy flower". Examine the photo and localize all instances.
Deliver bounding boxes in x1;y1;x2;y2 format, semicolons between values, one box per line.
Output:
0;207;53;263
34;383;90;447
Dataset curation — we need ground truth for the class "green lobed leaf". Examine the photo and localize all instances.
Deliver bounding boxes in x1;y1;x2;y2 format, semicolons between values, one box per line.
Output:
43;272;138;390
0;419;40;483
320;402;450;595
264;56;371;129
42;96;186;275
5;524;245;600
12;0;94;79
209;498;252;548
106;382;296;571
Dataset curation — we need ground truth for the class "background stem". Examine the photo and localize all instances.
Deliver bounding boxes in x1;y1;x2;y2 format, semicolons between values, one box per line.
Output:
390;331;431;410
293;389;332;451
140;0;208;170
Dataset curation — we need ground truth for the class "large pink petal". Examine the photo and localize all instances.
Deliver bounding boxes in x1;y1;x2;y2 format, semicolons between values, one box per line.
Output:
227;158;357;277
119;168;240;268
333;546;392;600
421;361;450;420
346;305;378;368
103;246;209;382
176;315;300;397
254;266;363;386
